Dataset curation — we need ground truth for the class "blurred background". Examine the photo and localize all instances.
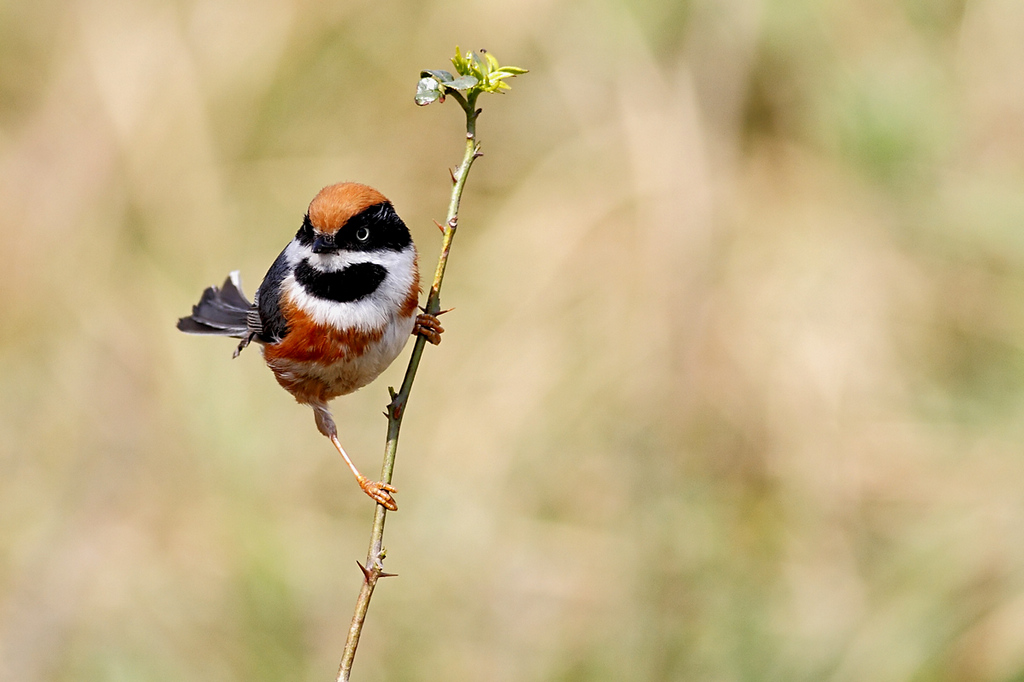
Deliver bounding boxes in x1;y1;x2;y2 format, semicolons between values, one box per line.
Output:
2;0;1023;679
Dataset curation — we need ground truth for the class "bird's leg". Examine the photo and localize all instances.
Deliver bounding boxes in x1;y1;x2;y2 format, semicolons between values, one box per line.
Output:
413;311;445;345
312;402;398;511
330;435;398;511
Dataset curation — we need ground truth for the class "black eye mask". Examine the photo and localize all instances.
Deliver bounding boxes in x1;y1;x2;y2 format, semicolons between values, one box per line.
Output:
295;202;412;253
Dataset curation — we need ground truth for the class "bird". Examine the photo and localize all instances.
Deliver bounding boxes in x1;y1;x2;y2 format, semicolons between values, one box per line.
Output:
177;182;443;510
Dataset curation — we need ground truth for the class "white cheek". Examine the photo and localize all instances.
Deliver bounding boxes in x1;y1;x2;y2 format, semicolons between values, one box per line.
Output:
373;247;418;310
284;239;310;266
307;247;413;276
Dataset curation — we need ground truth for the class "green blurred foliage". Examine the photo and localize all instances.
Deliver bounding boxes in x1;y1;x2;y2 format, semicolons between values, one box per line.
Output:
2;0;1024;680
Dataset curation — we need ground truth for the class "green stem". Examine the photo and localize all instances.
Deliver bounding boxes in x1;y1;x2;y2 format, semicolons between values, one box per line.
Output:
336;91;481;682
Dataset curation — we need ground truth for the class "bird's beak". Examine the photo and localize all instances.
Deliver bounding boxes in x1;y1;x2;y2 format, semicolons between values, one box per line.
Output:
312;235;337;254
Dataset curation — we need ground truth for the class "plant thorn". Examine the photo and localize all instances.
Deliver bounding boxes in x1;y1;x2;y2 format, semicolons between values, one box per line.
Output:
357;560;373;582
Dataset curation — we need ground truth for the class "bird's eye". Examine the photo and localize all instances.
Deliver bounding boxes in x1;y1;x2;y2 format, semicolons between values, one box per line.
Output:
355;227;370;242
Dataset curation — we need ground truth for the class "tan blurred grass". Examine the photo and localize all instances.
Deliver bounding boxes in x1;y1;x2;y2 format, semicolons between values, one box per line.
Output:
3;0;1024;680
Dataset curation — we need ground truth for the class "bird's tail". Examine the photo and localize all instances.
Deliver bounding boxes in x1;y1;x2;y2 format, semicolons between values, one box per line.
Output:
177;271;253;339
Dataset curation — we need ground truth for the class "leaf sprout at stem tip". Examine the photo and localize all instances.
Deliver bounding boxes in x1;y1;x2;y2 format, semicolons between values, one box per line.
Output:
415;46;528;106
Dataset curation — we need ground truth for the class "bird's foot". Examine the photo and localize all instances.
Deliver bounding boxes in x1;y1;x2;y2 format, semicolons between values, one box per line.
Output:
413;313;445;345
357;475;398;511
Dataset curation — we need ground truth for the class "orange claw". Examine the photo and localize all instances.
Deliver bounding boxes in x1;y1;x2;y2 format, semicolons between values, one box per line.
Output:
357;475;398;511
413;313;444;345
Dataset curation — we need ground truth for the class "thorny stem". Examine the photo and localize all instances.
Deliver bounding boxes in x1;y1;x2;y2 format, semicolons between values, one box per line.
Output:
337;90;481;682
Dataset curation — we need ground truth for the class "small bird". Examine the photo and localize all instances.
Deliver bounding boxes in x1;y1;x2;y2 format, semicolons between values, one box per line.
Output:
177;182;443;510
